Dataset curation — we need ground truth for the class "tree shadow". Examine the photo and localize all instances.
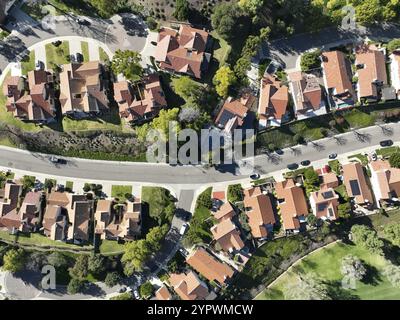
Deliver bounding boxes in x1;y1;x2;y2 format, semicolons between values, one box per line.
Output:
361;264;381;286
325;280;360;300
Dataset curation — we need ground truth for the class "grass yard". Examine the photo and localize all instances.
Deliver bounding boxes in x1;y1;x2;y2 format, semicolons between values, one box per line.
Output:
111;185;133;202
21;50;36;75
99;47;110;62
0;230;93;250
81;41;90;62
62;113;123;132
334;184;348;200
376;146;400;158
99;239;125;256
343;108;375;128
348;153;368;165
65;181;74;191
255;242;399;300
45;41;70;67
210;31;231;67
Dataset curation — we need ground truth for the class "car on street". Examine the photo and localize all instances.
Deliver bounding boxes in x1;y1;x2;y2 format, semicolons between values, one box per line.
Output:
300;160;311;166
77;19;91;26
287;163;299;170
380;139;393;147
275;149;284;155
328;153;338;159
371;152;378;161
249;173;260;180
49;156;67;164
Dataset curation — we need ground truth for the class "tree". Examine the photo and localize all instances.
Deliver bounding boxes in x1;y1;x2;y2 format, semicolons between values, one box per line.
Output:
211;4;246;41
300;49;322;72
196;188;212;209
355;0;381;26
44;179;55;191
21;175;35;191
387;39;400;54
111;50;143;83
173;76;203;102
179;106;201;123
67;278;85;294
69;255;89;280
341;255;367;281
338;202;352;220
389;152;400;169
173;0;190;21
146;224;169;252
164;202;176;223
139;281;154;299
26;251;47;272
89;0;117;18
351;225;384;255
151;108;181;140
122;239;150;275
227;184;243;203
105;272;122;287
88;254;106;275
47;252;68;268
306;214;318;227
213;65;236;98
238;0;264;14
284;274;331;300
146;16;158;31
2;249;25;273
384;223;400;247
383;263;400;287
304;168;319;186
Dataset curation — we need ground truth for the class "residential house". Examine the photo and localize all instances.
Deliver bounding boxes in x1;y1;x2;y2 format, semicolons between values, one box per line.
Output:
309;188;339;220
288;71;326;120
0;182;22;231
59;61;109;115
114;74;167;124
94;198;142;240
3;70;56;122
369;160;400;207
275;179;309;232
186;248;235;286
355;44;387;102
155;285;173;300
210;218;245;253
319;171;339;189
258;73;289;128
215;93;255;133
169;271;209;300
342;162;374;206
18;191;41;232
243;187;275;239
213;202;235;223
154;25;211;79
321;50;355;109
390;50;400;98
44;192;92;243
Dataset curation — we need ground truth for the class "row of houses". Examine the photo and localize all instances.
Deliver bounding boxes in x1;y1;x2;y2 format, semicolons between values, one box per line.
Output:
0;181;142;244
257;43;400;129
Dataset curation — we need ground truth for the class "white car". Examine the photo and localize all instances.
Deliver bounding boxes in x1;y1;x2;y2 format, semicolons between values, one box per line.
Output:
133;289;140;300
179;223;188;235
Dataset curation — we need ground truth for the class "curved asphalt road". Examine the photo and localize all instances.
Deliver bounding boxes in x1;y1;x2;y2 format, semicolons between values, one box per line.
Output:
0;122;399;185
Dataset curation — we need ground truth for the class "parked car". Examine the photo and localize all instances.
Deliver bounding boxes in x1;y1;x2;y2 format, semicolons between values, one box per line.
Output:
35;61;44;70
300;160;311;166
77;19;91;26
179;223;188;236
249;173;260;180
371;153;378;161
287;163;299;170
380;139;393;147
133;289;140;300
328;153;338;159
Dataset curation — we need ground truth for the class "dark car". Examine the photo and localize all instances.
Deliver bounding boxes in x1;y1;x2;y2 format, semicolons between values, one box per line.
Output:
287;163;299;170
49;156;67;165
250;173;260;180
328;153;338;159
300;160;311;166
77;19;91;26
380;139;393;147
52;40;62;47
275;149;284;155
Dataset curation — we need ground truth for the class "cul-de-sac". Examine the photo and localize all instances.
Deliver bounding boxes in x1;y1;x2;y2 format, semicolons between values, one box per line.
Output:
1;0;400;302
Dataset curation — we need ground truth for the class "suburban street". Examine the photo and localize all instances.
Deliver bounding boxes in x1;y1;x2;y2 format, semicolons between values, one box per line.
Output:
0;122;399;186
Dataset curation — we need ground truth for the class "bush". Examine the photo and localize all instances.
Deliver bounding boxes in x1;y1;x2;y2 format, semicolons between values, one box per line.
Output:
389;152;400;169
196;187;212;209
110;292;132;300
227;184;243;203
300;49;322;72
139;281;154;299
351;225;384;255
67;278;85;294
2;248;25;273
105;272;122;288
146;16;158;30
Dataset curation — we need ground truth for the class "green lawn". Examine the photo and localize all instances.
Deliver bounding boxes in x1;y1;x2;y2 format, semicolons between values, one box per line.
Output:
111;185;133;201
45;41;70;67
99;47;110;62
81;41;90;62
0;231;93;250
62;114;123;132
99;239;125;256
21;50;36;75
376;146;400;158
65;181;74;191
210;31;231;67
334;184;348;200
255;242;399;300
348;153;368;165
